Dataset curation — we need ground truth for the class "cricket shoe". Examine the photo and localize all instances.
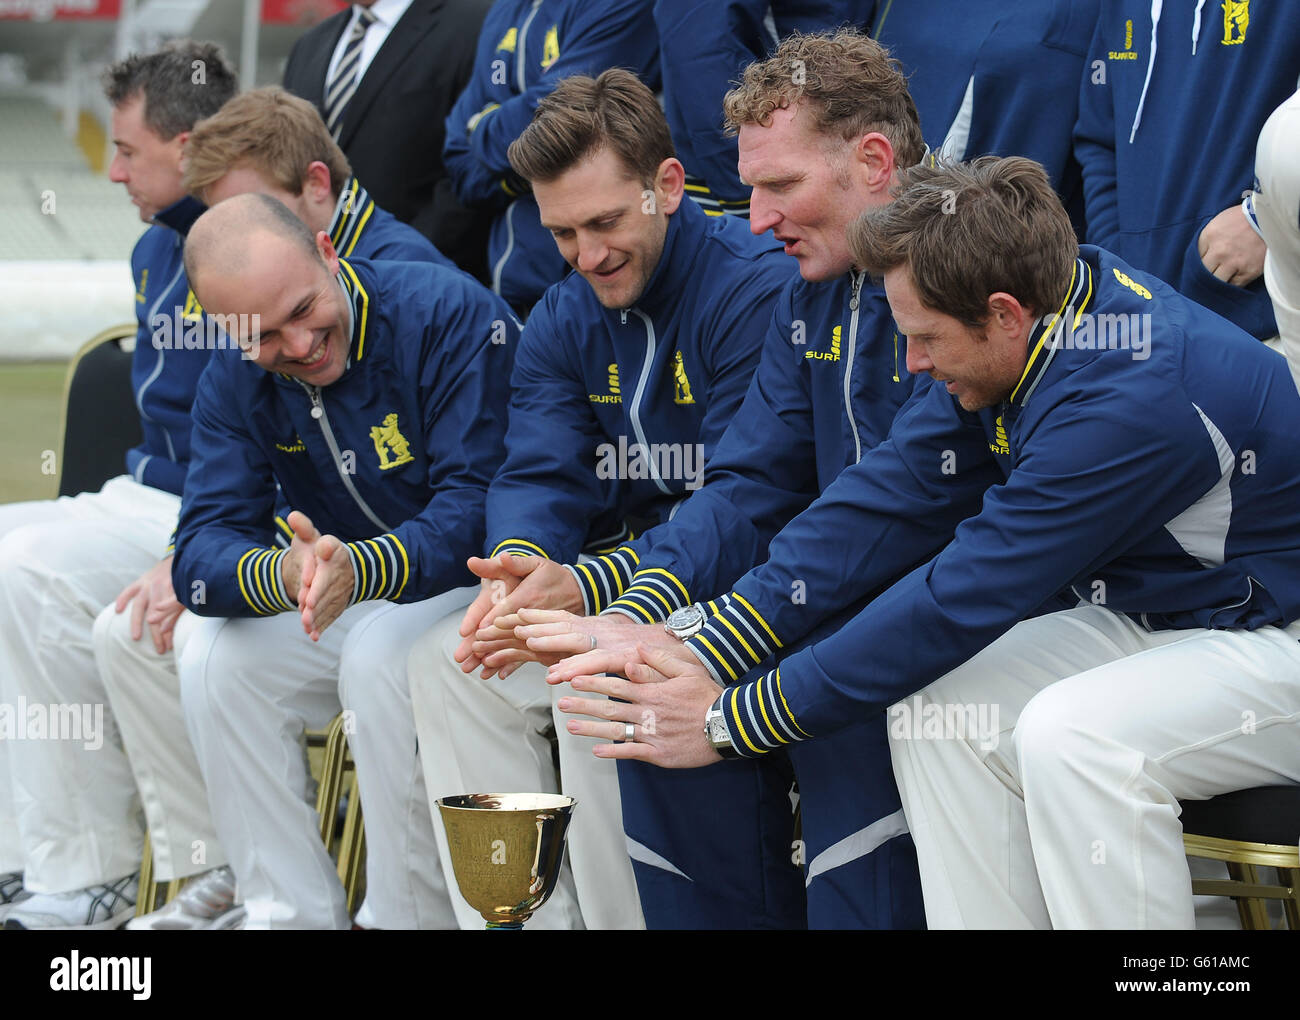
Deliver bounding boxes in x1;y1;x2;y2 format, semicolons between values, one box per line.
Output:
3;873;138;930
126;865;245;930
0;871;31;923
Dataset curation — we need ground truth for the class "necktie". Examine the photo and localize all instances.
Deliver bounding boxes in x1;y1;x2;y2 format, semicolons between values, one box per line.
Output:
324;7;378;138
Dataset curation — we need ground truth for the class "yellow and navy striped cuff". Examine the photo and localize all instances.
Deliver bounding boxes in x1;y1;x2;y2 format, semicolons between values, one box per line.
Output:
684;591;781;684
721;667;811;758
570;545;639;615
344;533;411;603
236;546;294;616
490;538;550;560
603;566;690;623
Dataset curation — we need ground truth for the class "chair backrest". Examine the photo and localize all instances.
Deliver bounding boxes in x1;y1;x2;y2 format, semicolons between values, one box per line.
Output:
58;323;141;498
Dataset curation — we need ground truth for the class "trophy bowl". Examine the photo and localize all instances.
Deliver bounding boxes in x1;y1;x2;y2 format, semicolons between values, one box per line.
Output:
436;792;577;929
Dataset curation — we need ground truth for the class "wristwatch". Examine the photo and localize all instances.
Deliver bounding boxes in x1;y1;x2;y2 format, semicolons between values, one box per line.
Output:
665;602;706;640
704;695;741;759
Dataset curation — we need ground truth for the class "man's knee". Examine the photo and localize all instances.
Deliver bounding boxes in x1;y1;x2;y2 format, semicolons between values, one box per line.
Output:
0;523;64;590
92;602;135;665
339;610;409;714
407;610;464;684
177;617;264;715
1013;682;1085;774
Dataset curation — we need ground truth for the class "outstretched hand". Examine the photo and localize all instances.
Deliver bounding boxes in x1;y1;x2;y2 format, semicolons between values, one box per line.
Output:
453;554;582;677
555;644;723;768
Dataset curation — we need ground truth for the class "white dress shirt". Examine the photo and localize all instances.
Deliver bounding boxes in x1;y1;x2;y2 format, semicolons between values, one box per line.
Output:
325;0;416;88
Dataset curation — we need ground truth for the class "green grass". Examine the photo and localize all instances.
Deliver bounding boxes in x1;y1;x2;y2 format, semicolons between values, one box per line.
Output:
0;361;70;504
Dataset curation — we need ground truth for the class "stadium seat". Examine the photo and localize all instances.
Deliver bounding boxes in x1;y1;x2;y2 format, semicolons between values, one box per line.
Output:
57;323;141;497
1181;786;1300;930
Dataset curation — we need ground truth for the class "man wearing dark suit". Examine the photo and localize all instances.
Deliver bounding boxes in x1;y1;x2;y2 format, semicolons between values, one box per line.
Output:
283;0;494;280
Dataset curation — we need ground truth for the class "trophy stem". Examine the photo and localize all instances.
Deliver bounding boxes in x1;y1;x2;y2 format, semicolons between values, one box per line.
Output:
485;920;525;930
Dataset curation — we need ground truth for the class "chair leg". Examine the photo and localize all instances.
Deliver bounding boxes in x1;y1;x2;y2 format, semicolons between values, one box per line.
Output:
1280;868;1300;931
135;831;157;917
1238;863;1274;931
338;771;366;917
316;714;348;849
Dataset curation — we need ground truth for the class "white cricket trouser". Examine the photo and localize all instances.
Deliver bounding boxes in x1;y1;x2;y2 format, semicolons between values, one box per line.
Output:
178;587;474;930
1255;88;1300;395
0;476;178;891
888;603;1300;929
91;607;224;883
408;610;645;929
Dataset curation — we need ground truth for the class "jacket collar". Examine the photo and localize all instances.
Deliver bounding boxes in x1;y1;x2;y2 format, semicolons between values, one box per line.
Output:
1009;255;1095;408
328;176;376;258
154;195;206;236
617;195;709;318
336;256;373;366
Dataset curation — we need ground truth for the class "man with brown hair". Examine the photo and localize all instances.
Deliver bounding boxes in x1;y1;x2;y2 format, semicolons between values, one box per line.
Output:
406;67;798;928
560;154;1300;928
461;30;931;928
183;87;451;268
0;41;238;931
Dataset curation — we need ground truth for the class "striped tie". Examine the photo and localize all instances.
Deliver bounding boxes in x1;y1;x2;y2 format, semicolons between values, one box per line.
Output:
324;7;377;139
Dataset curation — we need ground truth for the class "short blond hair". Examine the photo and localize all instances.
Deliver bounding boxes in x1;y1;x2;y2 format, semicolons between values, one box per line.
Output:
184;86;351;201
723;29;924;170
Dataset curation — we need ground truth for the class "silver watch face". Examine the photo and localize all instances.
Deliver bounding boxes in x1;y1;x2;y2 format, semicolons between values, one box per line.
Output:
667;604;704;634
705;706;731;747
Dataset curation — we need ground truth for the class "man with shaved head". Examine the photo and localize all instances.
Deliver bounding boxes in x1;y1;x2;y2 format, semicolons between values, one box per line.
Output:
167;193;517;929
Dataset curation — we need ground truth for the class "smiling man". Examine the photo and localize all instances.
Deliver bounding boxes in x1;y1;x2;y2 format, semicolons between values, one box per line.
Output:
169;192;516;929
469;30;933;929
405;68;797;929
560;155;1300;929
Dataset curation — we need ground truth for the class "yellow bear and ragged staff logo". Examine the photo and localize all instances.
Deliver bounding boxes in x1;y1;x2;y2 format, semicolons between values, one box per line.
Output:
370;412;415;470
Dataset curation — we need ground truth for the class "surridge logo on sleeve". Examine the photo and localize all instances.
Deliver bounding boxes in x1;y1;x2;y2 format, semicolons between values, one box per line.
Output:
589;362;622;404
1221;0;1248;44
135;268;148;303
541;26;560;69
275;435;306;454
1112;267;1153;299
370;413;414;470
673;350;695;405
497;27;518;52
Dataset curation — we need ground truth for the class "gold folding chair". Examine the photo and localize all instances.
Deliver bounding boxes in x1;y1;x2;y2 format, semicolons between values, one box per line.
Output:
1181;786;1300;930
133;716;366;918
314;713;367;917
134;831;183;916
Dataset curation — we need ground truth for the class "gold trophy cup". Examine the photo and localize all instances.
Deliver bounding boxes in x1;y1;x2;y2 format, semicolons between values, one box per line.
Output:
436;793;576;929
